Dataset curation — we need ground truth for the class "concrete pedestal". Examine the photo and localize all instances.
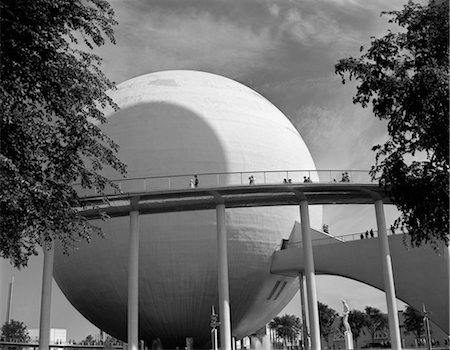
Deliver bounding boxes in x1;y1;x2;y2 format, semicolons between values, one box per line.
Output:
344;332;354;350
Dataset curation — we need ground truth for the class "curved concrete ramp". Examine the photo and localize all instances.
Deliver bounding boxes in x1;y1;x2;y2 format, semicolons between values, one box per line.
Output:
271;235;449;335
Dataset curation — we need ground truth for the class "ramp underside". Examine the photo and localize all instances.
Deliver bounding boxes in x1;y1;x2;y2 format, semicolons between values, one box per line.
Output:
271;235;449;335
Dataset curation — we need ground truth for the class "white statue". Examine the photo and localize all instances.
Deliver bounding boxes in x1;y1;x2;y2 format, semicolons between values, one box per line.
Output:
342;300;354;350
342;300;351;333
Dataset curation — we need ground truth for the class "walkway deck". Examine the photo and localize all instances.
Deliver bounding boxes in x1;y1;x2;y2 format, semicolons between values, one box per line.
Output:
78;183;392;219
271;234;449;335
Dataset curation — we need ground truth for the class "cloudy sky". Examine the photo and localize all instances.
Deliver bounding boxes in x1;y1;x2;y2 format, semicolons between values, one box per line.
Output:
1;0;411;341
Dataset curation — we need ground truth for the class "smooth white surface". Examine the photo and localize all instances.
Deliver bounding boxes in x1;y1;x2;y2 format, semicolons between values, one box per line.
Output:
53;71;322;347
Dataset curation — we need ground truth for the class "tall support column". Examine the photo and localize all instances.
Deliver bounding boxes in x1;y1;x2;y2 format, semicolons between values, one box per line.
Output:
128;208;140;350
299;201;321;350
298;273;310;350
39;242;54;350
216;203;232;350
374;200;401;350
446;244;450;336
7;277;14;322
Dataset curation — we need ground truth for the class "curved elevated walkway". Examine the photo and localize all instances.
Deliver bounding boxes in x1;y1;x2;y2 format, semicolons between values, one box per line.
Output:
271;234;450;335
69;174;449;348
78;183;391;218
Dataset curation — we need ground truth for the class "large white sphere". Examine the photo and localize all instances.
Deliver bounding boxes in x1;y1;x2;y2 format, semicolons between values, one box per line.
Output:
54;71;322;348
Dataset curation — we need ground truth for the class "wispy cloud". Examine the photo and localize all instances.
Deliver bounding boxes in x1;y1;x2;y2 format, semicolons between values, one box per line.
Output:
100;1;278;83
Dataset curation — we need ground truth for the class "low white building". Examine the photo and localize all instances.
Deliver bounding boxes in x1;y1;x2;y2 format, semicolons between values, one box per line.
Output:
28;329;67;345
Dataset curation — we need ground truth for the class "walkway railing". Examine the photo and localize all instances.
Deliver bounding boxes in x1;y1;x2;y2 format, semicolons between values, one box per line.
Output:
282;228;400;250
74;169;375;197
0;342;123;350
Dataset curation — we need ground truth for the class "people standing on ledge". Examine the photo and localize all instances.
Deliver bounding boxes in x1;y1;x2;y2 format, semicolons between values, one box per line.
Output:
194;175;199;188
340;172;350;182
249;175;255;184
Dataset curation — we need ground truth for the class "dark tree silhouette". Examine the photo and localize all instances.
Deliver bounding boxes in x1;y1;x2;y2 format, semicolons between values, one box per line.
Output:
335;0;449;249
269;314;302;348
364;306;388;343
346;309;368;348
318;302;338;348
403;306;425;340
1;320;30;342
1;0;127;267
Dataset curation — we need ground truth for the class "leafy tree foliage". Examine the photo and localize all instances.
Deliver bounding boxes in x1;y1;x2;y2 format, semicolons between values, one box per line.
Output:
1;0;127;267
403;305;424;340
104;335;124;348
335;0;449;249
318;302;338;347
347;310;368;348
364;306;388;343
84;334;94;344
269;314;302;347
0;320;30;342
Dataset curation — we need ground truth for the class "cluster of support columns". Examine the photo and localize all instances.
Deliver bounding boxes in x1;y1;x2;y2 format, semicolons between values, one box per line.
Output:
36;197;402;350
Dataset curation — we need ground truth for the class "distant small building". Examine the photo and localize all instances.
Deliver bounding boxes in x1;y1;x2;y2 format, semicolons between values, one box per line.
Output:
28;329;67;345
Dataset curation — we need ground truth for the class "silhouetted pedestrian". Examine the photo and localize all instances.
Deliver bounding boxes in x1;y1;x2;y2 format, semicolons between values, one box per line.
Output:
194;175;199;188
370;228;374;238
